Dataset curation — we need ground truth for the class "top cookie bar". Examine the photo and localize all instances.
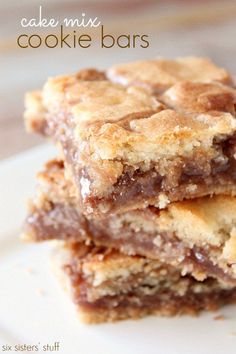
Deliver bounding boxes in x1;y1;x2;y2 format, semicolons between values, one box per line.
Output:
24;57;236;217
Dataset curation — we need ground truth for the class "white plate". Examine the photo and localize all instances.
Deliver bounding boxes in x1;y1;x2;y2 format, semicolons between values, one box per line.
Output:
0;144;236;354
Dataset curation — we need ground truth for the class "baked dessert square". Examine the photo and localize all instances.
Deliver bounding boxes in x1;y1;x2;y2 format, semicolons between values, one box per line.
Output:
24;57;236;217
24;159;236;285
53;241;236;323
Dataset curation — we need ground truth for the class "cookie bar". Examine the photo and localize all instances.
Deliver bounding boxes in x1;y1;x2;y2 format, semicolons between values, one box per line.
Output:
24;57;236;218
53;241;236;323
24;159;236;285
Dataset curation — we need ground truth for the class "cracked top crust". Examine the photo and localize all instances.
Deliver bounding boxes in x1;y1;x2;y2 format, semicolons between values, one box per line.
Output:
24;57;236;211
107;57;233;92
161;81;236;115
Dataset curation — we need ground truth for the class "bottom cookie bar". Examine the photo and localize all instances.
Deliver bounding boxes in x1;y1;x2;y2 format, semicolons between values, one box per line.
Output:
53;242;236;324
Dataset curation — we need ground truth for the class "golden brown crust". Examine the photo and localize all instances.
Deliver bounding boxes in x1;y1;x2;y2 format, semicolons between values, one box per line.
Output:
107;57;233;92
160;81;236;115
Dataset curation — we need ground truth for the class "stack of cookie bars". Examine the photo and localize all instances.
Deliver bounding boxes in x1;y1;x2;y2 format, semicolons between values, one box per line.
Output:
23;57;236;323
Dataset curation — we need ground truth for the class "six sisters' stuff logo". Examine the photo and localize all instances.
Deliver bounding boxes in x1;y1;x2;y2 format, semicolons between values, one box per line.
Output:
17;6;150;49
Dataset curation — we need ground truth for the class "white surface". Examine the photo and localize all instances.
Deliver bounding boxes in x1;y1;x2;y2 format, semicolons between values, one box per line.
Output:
0;144;236;354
